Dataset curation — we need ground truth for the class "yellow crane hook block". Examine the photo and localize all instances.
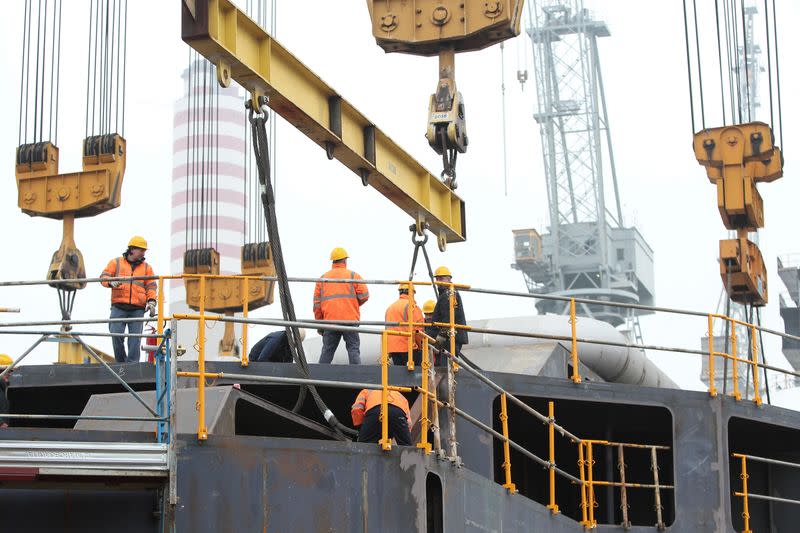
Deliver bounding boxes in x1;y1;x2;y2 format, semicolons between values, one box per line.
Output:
16;135;126;219
719;237;768;307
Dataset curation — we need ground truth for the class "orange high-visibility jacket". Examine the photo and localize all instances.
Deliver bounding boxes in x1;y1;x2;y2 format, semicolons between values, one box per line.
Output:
313;263;369;321
385;294;424;353
100;257;157;308
351;389;411;429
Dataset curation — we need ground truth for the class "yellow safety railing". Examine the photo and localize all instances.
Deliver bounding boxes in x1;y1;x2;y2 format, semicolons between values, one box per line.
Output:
732;452;800;533
707;314;763;405
579;440;672;529
8;271;800;528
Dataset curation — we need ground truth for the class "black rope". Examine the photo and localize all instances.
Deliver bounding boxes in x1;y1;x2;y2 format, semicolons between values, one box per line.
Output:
681;0;697;133
91;0;99;137
771;0;783;148
121;0;128;136
48;0;55;141
722;0;736;123
18;0;30;145
185;52;192;254
54;0;62;145
755;307;771;405
249;106;356;439
740;0;750;122
32;0;43;143
730;0;742;123
714;0;727;125
85;0;93;138
763;0;774;132
690;0;705;129
745;304;752;399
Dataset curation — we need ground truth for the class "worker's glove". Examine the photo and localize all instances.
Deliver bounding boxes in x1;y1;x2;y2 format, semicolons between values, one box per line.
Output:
146;300;157;317
435;334;448;349
109;280;122;288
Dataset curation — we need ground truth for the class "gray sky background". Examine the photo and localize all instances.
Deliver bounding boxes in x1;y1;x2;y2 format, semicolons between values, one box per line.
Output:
0;1;798;406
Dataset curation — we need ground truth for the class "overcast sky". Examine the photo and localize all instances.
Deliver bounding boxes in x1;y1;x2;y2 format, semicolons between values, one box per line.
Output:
1;1;798;406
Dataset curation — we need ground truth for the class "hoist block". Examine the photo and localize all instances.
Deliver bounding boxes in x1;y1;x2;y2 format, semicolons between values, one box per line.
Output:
694;122;782;230
183;244;275;314
183;248;220;275
719;237;767;307
715;175;763;231
366;0;524;56
15;134;126;219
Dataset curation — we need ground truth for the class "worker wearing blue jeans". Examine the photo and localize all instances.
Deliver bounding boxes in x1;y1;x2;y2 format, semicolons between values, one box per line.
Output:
319;331;361;364
109;306;145;363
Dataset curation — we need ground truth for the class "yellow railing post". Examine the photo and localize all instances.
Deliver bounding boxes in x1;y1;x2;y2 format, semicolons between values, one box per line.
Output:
731;322;741;400
241;277;250;367
416;336;432;454
570;298;581;383
547;401;559;514
197;275;209;440
750;325;762;406
407;281;415;371
740;455;753;533
499;393;516;493
707;314;717;397
379;331;392;451
157;276;165;336
448;282;458;372
587;441;597;527
578;442;590;527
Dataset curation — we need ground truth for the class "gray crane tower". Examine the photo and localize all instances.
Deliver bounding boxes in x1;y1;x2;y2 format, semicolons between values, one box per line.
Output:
512;1;654;338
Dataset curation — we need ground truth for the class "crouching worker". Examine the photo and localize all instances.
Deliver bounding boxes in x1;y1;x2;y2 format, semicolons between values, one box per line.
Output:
249;329;305;363
351;388;412;445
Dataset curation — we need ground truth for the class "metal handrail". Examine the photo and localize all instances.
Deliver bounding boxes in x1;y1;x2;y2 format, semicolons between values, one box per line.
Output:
733;452;800;533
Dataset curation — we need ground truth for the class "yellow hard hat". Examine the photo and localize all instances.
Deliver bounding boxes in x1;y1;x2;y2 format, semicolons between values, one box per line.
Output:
330;247;348;261
0;354;13;366
434;266;452;277
398;282;412;291
128;236;148;249
422;300;436;314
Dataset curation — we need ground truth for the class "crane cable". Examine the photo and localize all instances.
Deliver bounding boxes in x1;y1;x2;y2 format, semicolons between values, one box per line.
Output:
249;104;356;439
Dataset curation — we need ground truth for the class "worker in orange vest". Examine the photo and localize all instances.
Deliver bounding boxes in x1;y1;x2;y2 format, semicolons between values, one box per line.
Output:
100;236;158;363
313;247;369;364
351;388;412;445
385;283;424;366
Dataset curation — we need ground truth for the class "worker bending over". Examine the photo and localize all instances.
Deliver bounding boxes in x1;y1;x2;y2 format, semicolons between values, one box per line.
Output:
385;283;424;366
351;388;412;445
100;236;158;363
431;266;468;363
249;329;305;363
313;248;369;364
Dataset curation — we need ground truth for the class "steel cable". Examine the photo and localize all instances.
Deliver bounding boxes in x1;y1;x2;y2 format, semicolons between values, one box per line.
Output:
249;108;356;439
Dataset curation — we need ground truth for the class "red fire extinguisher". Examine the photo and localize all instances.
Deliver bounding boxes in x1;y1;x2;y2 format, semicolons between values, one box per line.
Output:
145;325;158;363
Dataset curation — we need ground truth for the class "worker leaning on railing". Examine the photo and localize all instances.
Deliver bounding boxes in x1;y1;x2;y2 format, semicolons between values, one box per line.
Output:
100;236;158;363
385;283;424;366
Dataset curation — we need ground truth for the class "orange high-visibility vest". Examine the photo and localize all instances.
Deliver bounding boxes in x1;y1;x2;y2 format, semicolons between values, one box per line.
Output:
313;263;369;321
351;389;411;428
385;294;423;353
100;257;157;308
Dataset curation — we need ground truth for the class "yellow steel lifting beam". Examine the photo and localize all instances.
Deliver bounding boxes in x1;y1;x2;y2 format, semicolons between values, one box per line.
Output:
181;0;466;249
